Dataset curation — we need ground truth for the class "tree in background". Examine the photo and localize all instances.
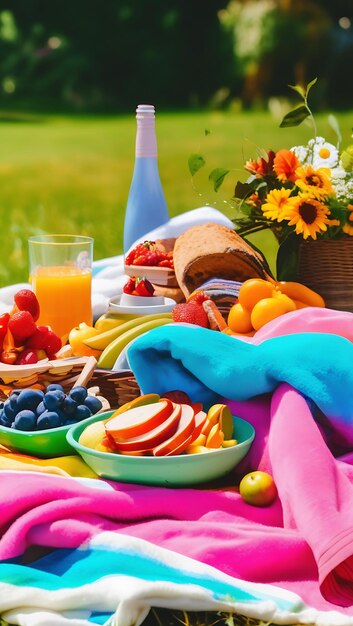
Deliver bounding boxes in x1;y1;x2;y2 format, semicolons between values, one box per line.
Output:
1;0;353;110
219;0;353;108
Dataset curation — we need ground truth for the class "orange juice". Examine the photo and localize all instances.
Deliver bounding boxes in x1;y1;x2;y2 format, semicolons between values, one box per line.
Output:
30;265;92;340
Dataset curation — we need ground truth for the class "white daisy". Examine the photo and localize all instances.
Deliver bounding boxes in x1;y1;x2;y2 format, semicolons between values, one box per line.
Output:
290;144;309;164
312;141;339;169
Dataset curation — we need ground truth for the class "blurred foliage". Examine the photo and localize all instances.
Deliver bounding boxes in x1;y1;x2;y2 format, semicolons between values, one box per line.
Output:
0;0;234;111
0;0;353;110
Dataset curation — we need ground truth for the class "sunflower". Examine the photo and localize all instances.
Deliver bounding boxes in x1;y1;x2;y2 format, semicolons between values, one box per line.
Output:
295;165;333;199
343;205;353;235
282;194;331;240
261;188;295;221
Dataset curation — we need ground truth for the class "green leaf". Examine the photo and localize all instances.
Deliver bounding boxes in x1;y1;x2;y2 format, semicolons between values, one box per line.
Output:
234;180;253;199
276;233;300;281
341;149;353;172
188;154;205;177
306;77;318;96
279;105;310;128
208;167;230;192
288;83;306;99
328;114;342;145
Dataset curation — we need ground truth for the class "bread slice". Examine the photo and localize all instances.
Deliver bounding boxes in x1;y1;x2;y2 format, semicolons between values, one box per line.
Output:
173;223;272;297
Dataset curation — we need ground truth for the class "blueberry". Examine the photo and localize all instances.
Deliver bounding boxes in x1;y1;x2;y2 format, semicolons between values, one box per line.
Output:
44;390;65;411
84;395;103;414
74;405;92;421
17;389;44;412
3;400;16;421
63;396;77;416
64;418;77;426
69;386;88;403
36;401;46;416
0;414;13;428
37;411;61;430
14;410;36;431
10;390;21;397
9;395;18;411
46;384;64;393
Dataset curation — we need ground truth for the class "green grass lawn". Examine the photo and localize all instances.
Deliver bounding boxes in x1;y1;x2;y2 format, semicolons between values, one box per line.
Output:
0;108;352;287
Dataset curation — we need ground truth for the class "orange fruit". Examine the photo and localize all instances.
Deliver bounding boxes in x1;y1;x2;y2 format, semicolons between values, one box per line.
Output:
227;303;253;334
250;297;288;331
273;292;296;312
238;279;275;311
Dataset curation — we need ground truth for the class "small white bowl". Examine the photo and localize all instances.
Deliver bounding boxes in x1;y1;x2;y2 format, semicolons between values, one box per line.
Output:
109;295;176;316
120;292;164;307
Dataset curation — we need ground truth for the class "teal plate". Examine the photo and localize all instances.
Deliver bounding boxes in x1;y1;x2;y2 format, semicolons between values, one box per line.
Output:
67;411;255;486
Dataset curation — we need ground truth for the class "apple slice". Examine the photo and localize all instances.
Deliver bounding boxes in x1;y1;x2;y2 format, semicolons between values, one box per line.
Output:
164;433;194;456
152;404;195;456
219;405;234;440
206;423;224;449
113;403;181;452
207;404;223;425
105;399;173;440
189;409;207;444
105;393;160;423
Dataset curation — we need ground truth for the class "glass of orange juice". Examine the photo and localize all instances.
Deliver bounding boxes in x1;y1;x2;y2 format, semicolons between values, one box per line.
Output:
28;235;94;341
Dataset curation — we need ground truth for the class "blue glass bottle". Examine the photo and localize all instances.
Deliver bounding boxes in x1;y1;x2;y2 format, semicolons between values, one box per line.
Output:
123;104;169;252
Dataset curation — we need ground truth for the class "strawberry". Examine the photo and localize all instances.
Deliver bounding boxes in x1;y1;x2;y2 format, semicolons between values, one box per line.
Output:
123;277;136;294
26;325;50;350
134;277;154;297
172;303;209;328
14;289;40;322
16;348;39;365
42;330;62;358
8;311;37;343
125;241;154;265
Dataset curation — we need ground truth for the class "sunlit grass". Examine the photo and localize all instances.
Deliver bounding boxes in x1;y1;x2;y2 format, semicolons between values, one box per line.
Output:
0;109;352;286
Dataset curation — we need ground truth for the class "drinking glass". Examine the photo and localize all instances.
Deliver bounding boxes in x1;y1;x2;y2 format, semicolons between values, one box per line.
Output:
28;235;93;341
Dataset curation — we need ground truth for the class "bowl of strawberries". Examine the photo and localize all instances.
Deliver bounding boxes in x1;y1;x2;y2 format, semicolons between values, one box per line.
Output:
0;289;62;367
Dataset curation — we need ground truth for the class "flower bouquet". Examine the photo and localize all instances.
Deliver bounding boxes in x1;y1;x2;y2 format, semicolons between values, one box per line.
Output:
189;79;353;311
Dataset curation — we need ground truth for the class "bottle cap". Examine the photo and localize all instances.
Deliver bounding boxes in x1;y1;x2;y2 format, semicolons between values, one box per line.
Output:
136;104;155;114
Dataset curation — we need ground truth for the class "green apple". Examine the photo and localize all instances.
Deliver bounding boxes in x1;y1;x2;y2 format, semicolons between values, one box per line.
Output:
239;471;277;507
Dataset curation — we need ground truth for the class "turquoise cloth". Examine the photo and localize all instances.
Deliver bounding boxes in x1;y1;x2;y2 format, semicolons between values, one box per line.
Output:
127;325;353;425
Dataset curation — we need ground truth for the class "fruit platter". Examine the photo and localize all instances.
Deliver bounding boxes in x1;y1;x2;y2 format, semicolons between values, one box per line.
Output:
67;391;255;485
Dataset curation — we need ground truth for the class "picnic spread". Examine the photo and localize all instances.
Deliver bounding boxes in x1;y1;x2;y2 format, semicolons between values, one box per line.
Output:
0;204;353;626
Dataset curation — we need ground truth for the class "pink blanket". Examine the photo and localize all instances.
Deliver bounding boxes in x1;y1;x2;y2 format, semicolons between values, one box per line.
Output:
1;307;353;618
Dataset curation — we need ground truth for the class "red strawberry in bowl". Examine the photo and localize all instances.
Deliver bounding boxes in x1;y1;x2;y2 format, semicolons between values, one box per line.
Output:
134;277;155;297
123;277;136;295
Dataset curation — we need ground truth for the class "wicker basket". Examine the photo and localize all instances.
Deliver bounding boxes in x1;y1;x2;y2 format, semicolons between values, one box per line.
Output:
297;239;353;312
0;356;141;409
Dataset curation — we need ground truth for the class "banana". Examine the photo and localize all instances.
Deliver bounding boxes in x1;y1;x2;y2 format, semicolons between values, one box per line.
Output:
86;313;172;350
97;318;172;369
94;312;138;332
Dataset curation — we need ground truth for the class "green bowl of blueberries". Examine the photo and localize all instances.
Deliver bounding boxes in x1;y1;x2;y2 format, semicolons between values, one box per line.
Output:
0;384;104;458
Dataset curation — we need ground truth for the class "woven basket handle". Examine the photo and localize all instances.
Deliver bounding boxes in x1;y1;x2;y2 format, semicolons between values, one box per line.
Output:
72;356;97;389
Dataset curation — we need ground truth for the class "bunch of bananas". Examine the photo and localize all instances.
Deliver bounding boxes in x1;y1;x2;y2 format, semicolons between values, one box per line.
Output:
69;312;172;370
